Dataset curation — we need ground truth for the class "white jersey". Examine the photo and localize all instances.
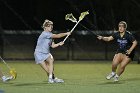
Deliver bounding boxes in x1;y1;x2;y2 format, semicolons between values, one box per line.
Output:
35;31;53;53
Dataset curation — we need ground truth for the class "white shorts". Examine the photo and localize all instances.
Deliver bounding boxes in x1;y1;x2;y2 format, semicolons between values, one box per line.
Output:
34;52;53;64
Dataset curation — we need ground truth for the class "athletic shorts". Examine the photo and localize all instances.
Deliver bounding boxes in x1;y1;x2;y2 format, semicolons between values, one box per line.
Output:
116;50;135;60
34;52;52;64
125;51;135;61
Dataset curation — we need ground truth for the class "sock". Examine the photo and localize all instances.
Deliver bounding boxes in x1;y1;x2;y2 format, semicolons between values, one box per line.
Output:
115;74;119;77
52;74;55;79
49;74;52;79
111;72;116;75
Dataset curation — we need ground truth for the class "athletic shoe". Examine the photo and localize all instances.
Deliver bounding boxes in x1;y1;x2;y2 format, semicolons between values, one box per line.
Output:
2;76;13;82
54;77;64;83
113;74;119;82
48;78;54;83
106;73;115;80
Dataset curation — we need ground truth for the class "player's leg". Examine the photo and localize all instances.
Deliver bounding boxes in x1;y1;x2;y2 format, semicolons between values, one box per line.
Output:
35;52;55;83
118;55;131;76
40;61;49;76
44;62;55;78
112;53;123;72
40;60;54;83
44;54;55;83
46;54;64;83
114;55;131;81
114;55;131;82
106;53;122;80
120;51;135;73
45;54;54;78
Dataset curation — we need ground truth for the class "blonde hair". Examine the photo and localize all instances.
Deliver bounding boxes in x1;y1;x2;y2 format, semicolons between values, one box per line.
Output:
42;19;53;29
118;21;127;29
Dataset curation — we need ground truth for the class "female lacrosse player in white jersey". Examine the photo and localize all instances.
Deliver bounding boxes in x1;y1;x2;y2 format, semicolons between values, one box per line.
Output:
97;21;137;82
34;19;71;83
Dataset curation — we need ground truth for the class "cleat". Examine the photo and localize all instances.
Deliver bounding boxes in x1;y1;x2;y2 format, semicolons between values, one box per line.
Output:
106;73;115;80
48;78;54;83
113;75;119;82
54;77;64;83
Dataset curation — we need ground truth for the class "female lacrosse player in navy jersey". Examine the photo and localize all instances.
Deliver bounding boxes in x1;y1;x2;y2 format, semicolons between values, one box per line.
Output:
97;21;137;82
34;19;71;83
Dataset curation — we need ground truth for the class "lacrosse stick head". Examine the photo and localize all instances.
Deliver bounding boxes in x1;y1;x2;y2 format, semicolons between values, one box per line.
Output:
9;68;17;79
79;10;89;21
65;13;77;23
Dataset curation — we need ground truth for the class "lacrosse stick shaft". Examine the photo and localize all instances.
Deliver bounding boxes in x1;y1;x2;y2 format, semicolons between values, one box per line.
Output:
0;56;11;70
63;20;80;42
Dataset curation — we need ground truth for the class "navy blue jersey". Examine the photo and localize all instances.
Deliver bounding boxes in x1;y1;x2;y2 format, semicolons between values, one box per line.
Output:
112;31;136;54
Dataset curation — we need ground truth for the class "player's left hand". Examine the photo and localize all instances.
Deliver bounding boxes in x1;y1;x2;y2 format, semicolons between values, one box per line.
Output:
59;42;64;46
126;50;132;55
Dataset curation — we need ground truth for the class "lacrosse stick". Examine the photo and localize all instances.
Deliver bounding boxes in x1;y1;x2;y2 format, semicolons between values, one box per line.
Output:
63;10;89;42
0;56;17;79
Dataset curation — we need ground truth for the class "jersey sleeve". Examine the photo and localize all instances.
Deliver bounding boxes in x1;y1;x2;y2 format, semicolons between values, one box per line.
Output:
128;33;136;42
45;32;53;39
111;32;117;39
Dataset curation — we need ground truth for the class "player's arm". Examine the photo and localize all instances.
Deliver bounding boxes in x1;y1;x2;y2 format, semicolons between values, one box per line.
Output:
126;40;137;54
97;36;114;41
51;32;71;39
51;41;64;48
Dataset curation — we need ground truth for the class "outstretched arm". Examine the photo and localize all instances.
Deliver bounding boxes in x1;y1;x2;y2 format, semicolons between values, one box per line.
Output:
51;41;64;48
51;32;71;39
97;36;114;42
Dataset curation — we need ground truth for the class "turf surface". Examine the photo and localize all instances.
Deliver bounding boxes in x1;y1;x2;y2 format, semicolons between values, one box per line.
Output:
0;61;140;93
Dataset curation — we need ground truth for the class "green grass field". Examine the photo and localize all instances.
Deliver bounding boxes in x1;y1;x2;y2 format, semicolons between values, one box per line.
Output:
0;61;140;93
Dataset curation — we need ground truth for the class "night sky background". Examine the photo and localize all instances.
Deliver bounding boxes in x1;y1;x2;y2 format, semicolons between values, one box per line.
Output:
0;0;140;31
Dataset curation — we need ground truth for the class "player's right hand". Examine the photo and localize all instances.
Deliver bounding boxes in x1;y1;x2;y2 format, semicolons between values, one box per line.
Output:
66;32;71;36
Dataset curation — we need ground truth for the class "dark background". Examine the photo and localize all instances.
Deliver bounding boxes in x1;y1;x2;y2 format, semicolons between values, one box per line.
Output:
0;0;140;31
0;0;140;61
